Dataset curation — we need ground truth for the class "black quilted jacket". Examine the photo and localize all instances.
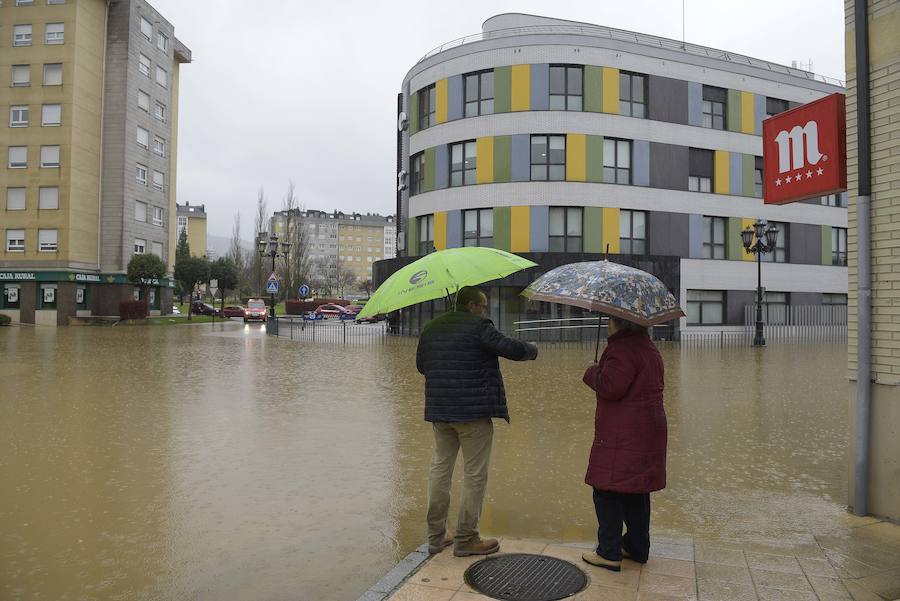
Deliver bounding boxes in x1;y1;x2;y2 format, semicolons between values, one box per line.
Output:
416;309;538;423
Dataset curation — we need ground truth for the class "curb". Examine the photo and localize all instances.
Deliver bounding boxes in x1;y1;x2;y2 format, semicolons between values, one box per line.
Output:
354;544;430;601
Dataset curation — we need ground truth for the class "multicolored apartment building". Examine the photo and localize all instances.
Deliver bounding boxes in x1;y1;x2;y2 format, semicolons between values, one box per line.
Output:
383;13;848;336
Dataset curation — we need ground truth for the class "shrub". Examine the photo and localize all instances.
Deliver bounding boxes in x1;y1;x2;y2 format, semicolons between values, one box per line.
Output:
119;300;149;320
0;314;10;326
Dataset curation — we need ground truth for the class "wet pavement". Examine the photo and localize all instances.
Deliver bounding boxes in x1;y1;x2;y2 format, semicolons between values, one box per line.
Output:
380;516;900;601
0;322;887;601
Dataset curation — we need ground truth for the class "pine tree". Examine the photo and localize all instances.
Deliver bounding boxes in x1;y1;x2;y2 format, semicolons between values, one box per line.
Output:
176;227;190;261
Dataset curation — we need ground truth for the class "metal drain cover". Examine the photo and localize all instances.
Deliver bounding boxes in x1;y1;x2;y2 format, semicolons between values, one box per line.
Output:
464;553;588;601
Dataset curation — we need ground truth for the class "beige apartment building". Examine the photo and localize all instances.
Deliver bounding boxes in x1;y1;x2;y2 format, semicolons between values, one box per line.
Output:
176;201;207;258
845;0;900;521
1;0;189;324
270;209;396;287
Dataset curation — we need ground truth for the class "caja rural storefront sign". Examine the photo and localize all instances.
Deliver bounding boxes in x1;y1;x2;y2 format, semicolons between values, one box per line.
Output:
0;271;174;287
762;92;847;205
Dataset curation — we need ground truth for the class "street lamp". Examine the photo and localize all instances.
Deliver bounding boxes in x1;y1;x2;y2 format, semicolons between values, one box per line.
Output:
257;232;290;318
741;219;779;347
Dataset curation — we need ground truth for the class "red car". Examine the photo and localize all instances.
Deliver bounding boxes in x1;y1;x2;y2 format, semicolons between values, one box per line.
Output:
344;305;364;316
314;303;349;318
222;305;245;318
244;299;268;322
191;301;222;316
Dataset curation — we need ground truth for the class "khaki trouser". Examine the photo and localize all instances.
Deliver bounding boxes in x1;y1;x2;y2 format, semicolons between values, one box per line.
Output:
426;419;494;547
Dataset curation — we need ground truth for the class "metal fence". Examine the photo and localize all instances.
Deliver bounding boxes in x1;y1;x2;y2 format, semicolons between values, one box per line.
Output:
742;304;848;343
271;317;399;345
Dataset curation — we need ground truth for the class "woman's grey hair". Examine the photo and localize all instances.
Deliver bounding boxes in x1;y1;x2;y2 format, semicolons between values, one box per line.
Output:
610;316;649;335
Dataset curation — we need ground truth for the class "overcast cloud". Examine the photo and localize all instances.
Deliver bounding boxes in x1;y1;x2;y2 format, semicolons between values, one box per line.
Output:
146;0;846;241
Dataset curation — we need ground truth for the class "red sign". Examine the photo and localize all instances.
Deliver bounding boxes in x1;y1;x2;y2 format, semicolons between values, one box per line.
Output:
762;93;846;205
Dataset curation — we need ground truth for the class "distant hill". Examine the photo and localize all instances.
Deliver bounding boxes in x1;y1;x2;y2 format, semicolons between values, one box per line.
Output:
206;234;252;259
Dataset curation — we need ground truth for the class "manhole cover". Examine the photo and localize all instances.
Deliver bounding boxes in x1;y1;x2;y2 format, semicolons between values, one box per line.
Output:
464;553;588;601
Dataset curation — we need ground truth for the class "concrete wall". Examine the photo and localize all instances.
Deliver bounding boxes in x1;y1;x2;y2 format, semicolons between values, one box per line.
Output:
649;143;689;191
648;75;688;125
845;0;900;520
648;212;690;257
789;223;825;265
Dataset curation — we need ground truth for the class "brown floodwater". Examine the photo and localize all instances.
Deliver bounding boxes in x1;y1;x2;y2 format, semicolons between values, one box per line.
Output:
0;323;849;600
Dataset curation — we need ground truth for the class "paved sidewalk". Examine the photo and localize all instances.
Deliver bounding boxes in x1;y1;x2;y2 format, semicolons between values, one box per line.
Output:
377;515;900;601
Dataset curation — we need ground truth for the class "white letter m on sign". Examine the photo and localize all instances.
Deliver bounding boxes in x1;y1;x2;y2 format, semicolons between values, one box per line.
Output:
774;120;823;173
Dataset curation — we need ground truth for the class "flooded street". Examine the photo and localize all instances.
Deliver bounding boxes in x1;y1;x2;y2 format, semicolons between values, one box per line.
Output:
0;324;849;600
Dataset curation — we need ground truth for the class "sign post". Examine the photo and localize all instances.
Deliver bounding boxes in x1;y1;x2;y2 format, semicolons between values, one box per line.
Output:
298;284;310;299
265;272;280;319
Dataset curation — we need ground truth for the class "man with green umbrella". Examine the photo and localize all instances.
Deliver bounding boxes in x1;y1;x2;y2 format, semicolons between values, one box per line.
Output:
417;286;538;557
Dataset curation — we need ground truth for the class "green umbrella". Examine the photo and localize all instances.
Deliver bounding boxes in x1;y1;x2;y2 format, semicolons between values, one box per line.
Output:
356;247;537;319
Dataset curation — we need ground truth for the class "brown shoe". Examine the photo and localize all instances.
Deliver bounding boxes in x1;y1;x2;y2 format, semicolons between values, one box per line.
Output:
454;538;500;557
582;551;622;572
428;531;455;554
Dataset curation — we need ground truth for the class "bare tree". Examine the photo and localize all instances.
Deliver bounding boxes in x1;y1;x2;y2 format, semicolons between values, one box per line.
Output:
275;181;314;302
335;264;358;299
253;188;267;296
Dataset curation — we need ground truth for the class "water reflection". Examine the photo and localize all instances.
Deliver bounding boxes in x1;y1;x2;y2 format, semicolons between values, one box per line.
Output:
0;325;848;600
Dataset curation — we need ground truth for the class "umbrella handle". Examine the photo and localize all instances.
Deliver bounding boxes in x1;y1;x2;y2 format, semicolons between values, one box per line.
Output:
594;317;602;362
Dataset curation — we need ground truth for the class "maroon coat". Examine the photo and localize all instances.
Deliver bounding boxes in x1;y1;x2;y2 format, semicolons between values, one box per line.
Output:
582;330;667;493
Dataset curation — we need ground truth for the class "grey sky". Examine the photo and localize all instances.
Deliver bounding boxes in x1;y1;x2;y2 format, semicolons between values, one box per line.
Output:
147;0;846;241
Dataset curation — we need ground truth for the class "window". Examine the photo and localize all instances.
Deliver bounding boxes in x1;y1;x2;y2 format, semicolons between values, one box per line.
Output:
154;101;166;122
43;63;62;85
549;65;582;111
832;227;847;266
177;215;187;234
530;134;565;181
135;200;147;222
463;208;493;247
703;216;727;259
603;139;632;184
10;105;29;127
688;148;714;192
40;284;57;308
157;31;168;52
766;97;789;117
76;286;86;307
8;146;27;168
39;187;58;209
134;238;146;254
417;84;435;130
44;23;63;44
762;221;787;263
6;230;26;252
3;285;21;309
151;241;162;257
13;25;32;46
823;293;848;305
155;65;167;88
619;210;647;254
464;70;494;117
449;141;476;186
16;0;36;5
40;145;59;167
821;194;843;207
137;126;149;148
619;71;646;118
153;136;165;156
152;170;164;191
140;16;152;40
41;103;60;126
152;205;164;226
763;291;789;325
702;85;727;130
549;206;583;252
417;214;434;255
687;290;725;325
139;53;151;76
47;0;66;4
409;152;424;195
7;188;26;210
138;90;150;111
136;163;148;185
12;64;30;86
38;229;57;251
754;156;763;197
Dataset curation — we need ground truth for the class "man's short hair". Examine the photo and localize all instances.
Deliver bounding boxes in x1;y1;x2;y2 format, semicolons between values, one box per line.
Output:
457;286;486;308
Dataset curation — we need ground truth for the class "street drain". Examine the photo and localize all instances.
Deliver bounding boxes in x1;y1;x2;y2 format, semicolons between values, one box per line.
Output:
463;553;588;601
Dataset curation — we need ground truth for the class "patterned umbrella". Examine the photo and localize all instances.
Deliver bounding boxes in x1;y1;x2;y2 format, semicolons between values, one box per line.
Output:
521;260;684;327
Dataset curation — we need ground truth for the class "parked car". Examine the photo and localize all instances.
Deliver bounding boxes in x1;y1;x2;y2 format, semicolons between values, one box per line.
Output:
244;299;268;322
222;305;245;318
191;301;222;316
356;313;385;324
314;303;349;318
343;305;364;316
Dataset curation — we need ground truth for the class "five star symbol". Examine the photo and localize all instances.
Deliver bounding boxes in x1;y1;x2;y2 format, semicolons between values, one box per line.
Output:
806;171;813;179
817;167;824;176
775;178;782;186
786;175;793;183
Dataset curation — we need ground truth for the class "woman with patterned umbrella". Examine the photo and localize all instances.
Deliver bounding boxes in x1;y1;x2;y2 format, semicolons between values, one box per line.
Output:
522;260;679;572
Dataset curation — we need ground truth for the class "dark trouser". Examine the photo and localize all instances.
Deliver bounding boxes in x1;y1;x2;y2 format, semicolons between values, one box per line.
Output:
592;488;651;563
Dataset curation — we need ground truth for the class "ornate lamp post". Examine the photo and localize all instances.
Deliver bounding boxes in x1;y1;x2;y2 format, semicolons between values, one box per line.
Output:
741;219;779;347
257;232;291;318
